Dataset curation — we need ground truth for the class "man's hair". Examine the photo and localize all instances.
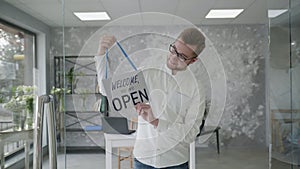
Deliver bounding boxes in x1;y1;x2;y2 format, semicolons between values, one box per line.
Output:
178;28;206;56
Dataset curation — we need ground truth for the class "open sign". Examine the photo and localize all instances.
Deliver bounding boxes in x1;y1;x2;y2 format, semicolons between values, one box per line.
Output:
102;70;149;112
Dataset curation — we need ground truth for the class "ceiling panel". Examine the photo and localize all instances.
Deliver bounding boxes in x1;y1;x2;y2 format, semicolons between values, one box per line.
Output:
140;0;180;15
17;0;61;3
213;0;256;8
65;0;105;11
63;0;106;27
63;9;85;27
267;0;289;9
26;3;63;26
176;0;216;24
139;12;177;25
5;0;269;26
232;0;267;24
291;0;300;8
101;0;140;20
5;0;63;26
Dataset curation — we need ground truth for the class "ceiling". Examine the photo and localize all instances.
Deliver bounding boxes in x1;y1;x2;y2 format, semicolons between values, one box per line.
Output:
4;0;290;27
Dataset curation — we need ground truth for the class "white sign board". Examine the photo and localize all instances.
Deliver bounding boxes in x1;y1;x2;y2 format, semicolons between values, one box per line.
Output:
102;70;149;112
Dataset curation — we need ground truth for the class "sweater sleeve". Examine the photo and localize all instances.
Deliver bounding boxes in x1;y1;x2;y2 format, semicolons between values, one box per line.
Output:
94;55;110;96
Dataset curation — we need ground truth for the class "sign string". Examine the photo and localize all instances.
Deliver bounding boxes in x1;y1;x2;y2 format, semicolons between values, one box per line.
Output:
105;40;138;80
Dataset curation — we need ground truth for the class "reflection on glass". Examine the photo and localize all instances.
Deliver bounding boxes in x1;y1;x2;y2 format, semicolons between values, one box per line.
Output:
269;0;300;167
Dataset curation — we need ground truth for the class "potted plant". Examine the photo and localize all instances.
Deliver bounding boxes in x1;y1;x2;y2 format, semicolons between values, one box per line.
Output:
50;86;71;112
2;85;35;130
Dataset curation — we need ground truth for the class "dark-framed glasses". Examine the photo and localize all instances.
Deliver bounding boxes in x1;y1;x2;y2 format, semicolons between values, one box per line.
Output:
169;44;195;62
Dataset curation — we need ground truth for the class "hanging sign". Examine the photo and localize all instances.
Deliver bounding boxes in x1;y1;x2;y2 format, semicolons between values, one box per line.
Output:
102;70;149;112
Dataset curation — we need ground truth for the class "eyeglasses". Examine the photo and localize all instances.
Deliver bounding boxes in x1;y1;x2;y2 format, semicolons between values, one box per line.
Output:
169;44;195;62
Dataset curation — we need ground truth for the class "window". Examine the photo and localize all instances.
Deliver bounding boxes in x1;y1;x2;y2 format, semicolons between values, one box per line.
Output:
0;20;36;156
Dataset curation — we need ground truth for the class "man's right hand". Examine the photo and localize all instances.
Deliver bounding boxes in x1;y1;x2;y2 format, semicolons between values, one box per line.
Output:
98;35;116;56
135;103;159;127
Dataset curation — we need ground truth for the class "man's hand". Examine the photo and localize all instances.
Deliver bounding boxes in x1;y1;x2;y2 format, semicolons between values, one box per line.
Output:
98;35;116;55
135;103;159;127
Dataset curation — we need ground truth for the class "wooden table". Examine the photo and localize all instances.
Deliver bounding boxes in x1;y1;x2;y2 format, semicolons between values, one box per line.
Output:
0;129;33;169
104;133;136;169
104;133;196;169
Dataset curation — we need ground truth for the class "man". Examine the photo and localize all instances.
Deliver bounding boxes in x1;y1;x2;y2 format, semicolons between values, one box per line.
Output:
95;27;206;169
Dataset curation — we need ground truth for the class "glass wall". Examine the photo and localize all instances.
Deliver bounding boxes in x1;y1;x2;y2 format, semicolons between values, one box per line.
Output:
0;0;66;168
268;0;300;168
59;1;269;169
4;0;295;168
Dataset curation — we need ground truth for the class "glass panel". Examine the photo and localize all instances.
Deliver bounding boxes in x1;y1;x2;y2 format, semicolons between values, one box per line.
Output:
290;0;300;166
61;1;105;167
52;1;67;168
60;1;269;169
268;0;300;168
1;0;66;168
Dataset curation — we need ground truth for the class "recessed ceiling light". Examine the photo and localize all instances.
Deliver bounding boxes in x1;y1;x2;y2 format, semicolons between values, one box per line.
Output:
268;9;288;18
205;9;244;18
74;12;111;21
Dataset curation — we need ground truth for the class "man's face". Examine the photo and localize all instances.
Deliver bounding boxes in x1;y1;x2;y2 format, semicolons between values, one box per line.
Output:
167;38;198;73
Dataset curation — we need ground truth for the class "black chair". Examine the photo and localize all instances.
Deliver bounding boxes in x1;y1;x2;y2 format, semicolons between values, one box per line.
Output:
197;110;221;154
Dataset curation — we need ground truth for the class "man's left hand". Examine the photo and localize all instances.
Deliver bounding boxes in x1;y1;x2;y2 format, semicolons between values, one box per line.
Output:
135;103;158;127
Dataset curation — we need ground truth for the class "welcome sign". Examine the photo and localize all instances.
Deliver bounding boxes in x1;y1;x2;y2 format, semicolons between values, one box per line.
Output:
102;70;149;112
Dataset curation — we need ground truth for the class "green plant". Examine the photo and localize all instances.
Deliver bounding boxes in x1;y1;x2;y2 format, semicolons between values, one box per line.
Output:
50;86;71;112
50;86;71;95
2;85;36;112
0;95;4;103
66;67;75;85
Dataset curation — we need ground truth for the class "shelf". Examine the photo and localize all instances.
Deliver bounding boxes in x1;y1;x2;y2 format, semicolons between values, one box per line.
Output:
54;56;95;58
54;55;104;149
56;73;97;76
64;93;100;95
65;111;101;114
66;127;102;132
66;146;105;153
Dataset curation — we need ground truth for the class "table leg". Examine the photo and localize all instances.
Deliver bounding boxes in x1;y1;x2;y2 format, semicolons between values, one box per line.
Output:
189;141;195;169
106;140;112;169
25;140;30;169
0;142;4;169
216;129;220;154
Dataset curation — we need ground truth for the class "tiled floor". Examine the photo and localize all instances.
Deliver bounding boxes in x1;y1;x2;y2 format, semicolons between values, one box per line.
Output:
41;148;273;169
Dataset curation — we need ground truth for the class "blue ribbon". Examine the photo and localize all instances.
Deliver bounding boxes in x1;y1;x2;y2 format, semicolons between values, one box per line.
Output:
116;41;137;71
105;48;108;79
104;41;137;80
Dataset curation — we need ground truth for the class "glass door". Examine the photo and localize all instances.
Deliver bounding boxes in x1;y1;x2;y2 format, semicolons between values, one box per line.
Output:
50;1;67;169
268;0;300;168
290;0;300;167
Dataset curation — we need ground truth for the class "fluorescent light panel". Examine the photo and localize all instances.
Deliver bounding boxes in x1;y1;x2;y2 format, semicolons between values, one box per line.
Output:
205;9;244;18
268;9;288;18
74;12;111;21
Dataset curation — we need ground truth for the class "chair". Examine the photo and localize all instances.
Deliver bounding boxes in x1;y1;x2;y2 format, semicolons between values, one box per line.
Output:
118;147;134;169
197;109;221;154
271;109;300;153
117;117;138;169
189;109;221;169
